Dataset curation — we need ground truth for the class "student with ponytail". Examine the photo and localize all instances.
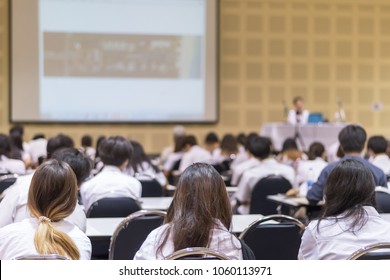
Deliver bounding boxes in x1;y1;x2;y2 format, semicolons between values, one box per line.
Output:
0;160;91;260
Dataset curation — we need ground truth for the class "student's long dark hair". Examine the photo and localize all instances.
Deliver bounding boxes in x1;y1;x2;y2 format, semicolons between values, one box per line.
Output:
128;140;159;173
157;163;233;255
317;159;376;233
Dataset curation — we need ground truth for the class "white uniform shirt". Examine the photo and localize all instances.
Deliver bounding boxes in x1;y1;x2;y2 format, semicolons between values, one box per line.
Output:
162;152;183;172
369;154;390;175
179;145;212;173
230;157;261;186
134;220;242;260
0;172;87;232
0;155;26;175
299;206;390;260
295;157;328;195
24;138;47;165
287;109;309;125
234;158;295;214
230;149;250;169
80;165;142;212
125;161;167;187
0;218;91;260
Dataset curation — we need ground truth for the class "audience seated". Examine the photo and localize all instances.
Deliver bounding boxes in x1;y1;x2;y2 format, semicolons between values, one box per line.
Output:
211;133;238;165
299;159;390;260
0;134;26;175
230;134;262;186
80;134;96;161
8;125;32;168
367;135;390;175
204;131;220;156
291;142;327;196
230;132;258;170
178;135;212;173
0;160;91;260
162;135;185;177
134;163;242;260
277;137;305;167
307;125;387;204
24;133;47;167
80;136;142;212
232;136;295;214
125;140;167;187
0;142;91;232
160;125;186;165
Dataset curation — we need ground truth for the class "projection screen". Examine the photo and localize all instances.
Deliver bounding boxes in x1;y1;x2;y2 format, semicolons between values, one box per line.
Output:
10;0;218;123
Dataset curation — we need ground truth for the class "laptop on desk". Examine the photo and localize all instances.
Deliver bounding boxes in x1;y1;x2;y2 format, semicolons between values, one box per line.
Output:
308;113;323;124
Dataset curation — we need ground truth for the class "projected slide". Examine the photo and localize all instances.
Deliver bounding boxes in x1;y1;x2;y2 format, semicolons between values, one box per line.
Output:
10;0;217;123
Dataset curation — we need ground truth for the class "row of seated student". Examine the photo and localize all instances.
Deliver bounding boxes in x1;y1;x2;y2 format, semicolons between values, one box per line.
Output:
0;124;390;259
1;155;390;259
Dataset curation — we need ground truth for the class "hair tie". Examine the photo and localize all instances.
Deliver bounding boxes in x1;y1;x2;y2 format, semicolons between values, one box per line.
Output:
38;216;51;223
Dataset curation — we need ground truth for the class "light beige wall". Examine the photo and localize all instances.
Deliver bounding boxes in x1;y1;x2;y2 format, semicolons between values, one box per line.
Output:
2;0;390;153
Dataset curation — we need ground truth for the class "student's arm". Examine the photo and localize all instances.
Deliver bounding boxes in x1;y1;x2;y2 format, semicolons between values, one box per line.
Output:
0;186;20;228
298;226;319;260
306;166;330;204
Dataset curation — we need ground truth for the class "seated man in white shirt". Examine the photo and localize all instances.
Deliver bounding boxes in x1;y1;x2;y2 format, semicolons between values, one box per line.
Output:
232;136;295;214
367;135;390;175
0;143;91;232
291;142;328;196
178;135;212;173
80;136;142;213
0;133;26;175
230;134;262;186
287;96;309;125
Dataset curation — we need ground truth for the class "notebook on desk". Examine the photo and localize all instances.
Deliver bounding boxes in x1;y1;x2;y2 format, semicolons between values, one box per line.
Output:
308;113;323;123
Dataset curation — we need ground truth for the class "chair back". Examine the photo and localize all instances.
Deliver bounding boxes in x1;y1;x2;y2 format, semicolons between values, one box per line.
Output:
0;174;18;193
375;187;390;213
109;210;166;260
250;175;292;215
86;197;141;218
239;214;304;260
139;179;163;197
348;242;390;260
15;254;68;260
166;247;231;260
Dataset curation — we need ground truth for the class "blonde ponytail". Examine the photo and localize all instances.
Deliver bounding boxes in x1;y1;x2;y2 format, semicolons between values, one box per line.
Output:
34;220;80;260
28;160;81;260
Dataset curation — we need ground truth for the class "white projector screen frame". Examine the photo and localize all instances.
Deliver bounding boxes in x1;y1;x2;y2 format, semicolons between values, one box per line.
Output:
10;0;218;123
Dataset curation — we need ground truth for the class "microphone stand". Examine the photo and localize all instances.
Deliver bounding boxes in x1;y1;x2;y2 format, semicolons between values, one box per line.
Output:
293;114;306;151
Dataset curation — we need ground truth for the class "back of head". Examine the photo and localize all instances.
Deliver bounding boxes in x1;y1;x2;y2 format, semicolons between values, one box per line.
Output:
81;135;93;148
128;140;156;173
9;125;24;136
98;136;133;166
47;134;75;159
160;163;232;253
204;132;219;145
320;159;376;231
28;160;80;259
220;133;238;155
182;135;198;147
248;136;272;160
0;133;11;157
51;148;92;185
367;135;388;155
32;133;45;140
308;142;325;160
236;133;247;147
245;132;259;151
338;125;366;154
282;138;298;152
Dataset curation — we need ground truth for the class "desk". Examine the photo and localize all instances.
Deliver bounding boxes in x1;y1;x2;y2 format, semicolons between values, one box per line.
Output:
261;123;346;151
266;194;322;207
86;214;264;237
139;197;172;210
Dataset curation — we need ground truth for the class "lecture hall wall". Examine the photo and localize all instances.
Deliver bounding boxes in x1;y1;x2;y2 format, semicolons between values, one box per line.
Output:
2;0;390;153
